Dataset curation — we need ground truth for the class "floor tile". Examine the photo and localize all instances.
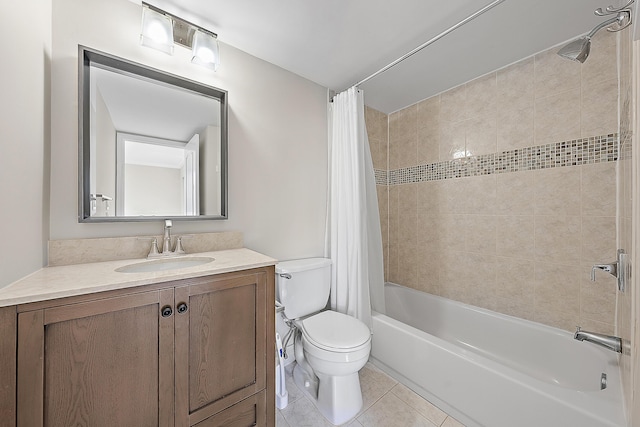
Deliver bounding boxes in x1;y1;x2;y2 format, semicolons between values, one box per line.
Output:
442;416;466;427
390;384;447;426
276;410;290;427
285;370;304;404
280;396;333;427
357;363;398;415
357;393;438;427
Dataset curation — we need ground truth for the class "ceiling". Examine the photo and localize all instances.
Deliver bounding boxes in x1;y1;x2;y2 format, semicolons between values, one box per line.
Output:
150;0;631;113
93;66;220;142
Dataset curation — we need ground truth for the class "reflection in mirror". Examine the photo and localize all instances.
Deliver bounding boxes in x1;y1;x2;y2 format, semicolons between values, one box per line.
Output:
79;46;227;222
116;132;202;216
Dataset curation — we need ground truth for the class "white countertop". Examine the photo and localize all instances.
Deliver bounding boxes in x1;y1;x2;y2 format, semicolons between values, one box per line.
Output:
0;248;277;307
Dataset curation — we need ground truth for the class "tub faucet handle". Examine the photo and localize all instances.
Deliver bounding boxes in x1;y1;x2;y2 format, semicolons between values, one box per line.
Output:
590;249;627;292
590;263;617;281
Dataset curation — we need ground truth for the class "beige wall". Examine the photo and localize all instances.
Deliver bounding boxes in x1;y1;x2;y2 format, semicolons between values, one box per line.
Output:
48;0;328;262
0;0;51;287
368;30;621;334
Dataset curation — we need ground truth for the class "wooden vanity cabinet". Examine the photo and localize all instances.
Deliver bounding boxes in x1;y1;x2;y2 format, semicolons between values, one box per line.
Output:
0;306;17;426
15;266;275;427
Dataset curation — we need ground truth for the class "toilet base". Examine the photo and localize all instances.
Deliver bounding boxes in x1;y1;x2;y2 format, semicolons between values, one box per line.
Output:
293;364;363;425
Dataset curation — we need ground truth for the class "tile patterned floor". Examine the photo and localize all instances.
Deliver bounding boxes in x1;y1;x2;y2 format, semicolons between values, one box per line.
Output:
276;362;466;427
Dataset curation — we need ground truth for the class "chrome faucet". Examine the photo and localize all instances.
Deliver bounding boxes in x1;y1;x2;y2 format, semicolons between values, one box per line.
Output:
162;219;173;253
144;219;187;258
574;327;622;353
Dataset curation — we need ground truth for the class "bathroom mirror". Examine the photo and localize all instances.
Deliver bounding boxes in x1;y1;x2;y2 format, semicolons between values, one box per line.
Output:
78;46;228;222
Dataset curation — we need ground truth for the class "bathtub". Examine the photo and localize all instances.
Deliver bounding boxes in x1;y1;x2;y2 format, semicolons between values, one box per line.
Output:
370;283;625;427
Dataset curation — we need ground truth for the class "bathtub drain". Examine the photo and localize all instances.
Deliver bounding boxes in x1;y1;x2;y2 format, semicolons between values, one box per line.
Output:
601;373;607;390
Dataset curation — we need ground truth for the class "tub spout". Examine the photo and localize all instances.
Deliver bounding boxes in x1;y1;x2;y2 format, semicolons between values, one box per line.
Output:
574;327;622;353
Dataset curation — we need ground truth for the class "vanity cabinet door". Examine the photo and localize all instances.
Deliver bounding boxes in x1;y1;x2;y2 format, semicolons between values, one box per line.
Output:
17;289;175;427
174;269;273;427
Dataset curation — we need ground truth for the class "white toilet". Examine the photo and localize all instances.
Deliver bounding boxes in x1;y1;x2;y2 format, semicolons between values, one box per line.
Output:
275;258;371;425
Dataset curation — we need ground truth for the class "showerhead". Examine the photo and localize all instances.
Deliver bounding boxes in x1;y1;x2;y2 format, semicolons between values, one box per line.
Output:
557;36;591;63
557;9;632;63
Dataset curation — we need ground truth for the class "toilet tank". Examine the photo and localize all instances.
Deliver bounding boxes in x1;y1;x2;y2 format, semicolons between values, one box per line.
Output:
276;258;331;319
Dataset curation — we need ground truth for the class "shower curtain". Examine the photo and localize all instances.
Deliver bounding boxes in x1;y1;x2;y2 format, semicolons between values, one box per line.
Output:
325;86;385;328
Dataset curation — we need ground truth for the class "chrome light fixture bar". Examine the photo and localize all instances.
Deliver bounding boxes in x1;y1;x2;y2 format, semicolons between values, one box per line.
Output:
141;2;220;70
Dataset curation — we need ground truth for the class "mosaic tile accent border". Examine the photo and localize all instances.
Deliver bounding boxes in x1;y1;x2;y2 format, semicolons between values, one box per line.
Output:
375;169;388;185
374;134;619;186
620;131;633;161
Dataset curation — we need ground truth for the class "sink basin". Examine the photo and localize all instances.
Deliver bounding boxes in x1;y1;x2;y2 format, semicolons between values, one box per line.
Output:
115;256;214;273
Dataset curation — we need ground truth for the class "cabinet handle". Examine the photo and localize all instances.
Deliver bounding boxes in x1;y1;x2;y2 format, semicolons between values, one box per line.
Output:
161;305;173;317
177;302;188;314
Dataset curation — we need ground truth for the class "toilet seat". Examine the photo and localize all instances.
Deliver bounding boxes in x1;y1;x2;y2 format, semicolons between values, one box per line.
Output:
298;310;371;352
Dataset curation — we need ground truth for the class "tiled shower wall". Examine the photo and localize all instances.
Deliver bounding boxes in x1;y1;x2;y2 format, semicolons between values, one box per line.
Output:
367;30;621;334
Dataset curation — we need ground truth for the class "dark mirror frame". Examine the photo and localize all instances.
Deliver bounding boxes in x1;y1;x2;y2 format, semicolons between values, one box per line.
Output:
78;46;228;222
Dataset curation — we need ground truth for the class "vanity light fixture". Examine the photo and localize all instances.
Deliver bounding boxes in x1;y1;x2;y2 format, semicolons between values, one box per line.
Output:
191;29;220;71
140;2;220;71
140;4;174;55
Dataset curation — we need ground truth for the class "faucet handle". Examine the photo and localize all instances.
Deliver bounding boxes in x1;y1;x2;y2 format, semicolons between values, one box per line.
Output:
137;236;160;257
174;236;186;255
136;236;158;255
172;235;194;254
144;238;160;258
150;238;160;255
591;263;617;281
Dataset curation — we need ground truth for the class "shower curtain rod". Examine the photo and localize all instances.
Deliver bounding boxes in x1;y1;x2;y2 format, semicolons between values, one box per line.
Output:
349;0;506;90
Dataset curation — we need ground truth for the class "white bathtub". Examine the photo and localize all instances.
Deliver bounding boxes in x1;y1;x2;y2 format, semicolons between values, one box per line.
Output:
370;283;625;427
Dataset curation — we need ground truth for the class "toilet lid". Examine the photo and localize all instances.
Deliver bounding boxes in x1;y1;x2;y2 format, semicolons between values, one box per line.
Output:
299;311;371;351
